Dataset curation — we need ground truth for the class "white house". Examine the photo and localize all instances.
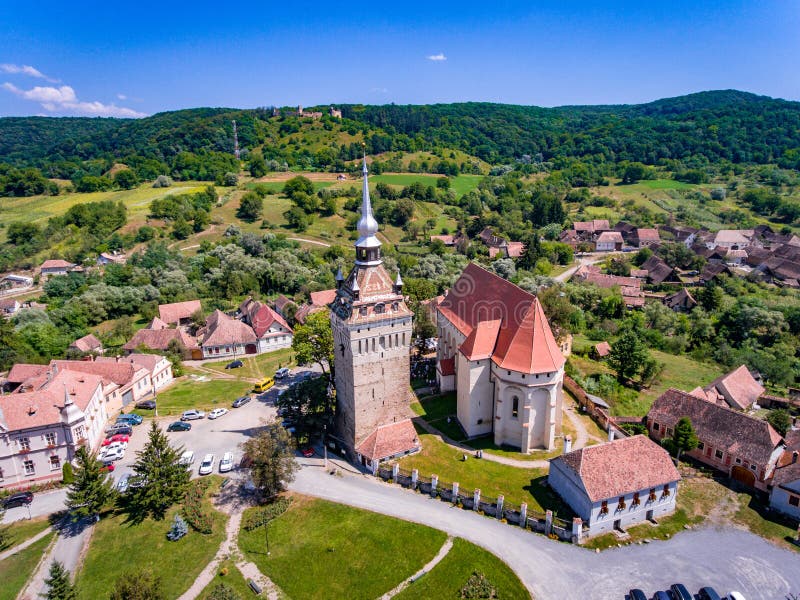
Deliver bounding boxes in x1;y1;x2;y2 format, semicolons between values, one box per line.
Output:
239;298;293;353
0;369;108;490
199;310;258;359
769;431;800;520
436;263;565;452
548;435;681;537
595;231;623;252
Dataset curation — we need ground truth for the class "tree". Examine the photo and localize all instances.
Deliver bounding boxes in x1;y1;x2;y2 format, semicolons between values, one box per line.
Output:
113;169;138;190
767;409;792;437
45;560;76;600
152;175;172;188
283;176;314;200
222;172;238;187
110;569;164;600
669;416;699;461
413;311;437;355
283;206;312;232
208;584;242;600
65;446;114;517
607;322;651;383
129;422;190;520
274;377;332;440
248;151;267;178
292;310;334;380
237;192;263;222
241;422;298;499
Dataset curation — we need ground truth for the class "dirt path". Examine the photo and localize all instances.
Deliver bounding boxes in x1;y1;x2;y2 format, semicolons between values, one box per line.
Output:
378;536;454;599
0;527;52;561
288;236;331;247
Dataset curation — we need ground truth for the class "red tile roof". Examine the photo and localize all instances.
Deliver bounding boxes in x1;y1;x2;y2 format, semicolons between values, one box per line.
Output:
40;259;75;270
552;435;680;502
123;328;198;352
239;298;292;338
6;363;49;384
51;359;145;387
648;389;783;467
158;300;202;325
459;319;501;361
355;419;420;462
596;231;623;244
634;228;661;242
147;317;169;330
439;263;565;375
97;353;166;374
309;289;337;307
704;365;764;411
200;310;257;347
594;341;611;357
438;357;455;377
70;333;102;353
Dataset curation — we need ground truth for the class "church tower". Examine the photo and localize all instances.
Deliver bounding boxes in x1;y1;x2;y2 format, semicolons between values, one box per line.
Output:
330;158;415;464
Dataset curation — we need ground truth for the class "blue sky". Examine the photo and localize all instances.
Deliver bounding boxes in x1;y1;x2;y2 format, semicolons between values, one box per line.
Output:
1;1;798;117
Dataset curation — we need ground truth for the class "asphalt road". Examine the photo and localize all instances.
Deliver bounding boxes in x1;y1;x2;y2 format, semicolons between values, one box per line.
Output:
290;459;800;600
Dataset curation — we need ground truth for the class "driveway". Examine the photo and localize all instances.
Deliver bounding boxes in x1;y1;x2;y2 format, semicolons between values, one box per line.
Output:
290;460;800;600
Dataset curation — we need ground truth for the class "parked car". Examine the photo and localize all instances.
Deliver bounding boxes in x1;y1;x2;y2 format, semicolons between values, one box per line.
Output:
727;593;746;600
180;409;206;421
101;445;125;462
135;400;157;410
219;452;234;473
116;473;131;493
275;367;290;379
232;396;251;408
199;454;215;476
2;491;33;509
698;588;721;600
105;423;133;436
103;441;128;453
179;450;195;466
669;584;692;600
102;434;130;446
652;592;671;600
301;447;315;458
628;591;647;600
101;462;115;472
225;360;243;370
116;413;143;425
167;421;192;432
253;377;275;393
208;408;228;420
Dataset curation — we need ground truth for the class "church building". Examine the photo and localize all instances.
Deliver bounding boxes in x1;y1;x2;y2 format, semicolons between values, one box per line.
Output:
330;159;420;468
435;264;565;452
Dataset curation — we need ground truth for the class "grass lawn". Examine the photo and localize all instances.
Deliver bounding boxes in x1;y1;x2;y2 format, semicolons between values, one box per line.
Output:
734;491;800;552
0;516;52;551
238;496;447;600
153;377;255;415
75;480;227;600
396;428;570;516
202;348;295;380
0;532;55;600
197;560;255;600
410;392;457;421
394;537;530;600
465;435;566;461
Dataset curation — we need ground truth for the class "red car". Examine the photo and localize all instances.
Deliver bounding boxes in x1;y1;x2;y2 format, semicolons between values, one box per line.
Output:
102;434;130;446
301;447;315;458
101;463;115;472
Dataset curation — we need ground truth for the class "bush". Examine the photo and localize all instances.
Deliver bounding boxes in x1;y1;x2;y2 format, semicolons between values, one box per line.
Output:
153;175;173;188
460;571;498;599
166;514;188;541
207;583;242;600
241;497;292;531
62;462;74;485
182;480;213;534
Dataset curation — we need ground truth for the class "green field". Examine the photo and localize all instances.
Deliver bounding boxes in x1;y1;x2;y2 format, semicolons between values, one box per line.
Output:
152;377;255;415
0;516;52;551
75;481;227;600
395;538;530;600
197;560;255;600
0;532;55;600
238;497;447;600
202;347;295;380
372;173;483;198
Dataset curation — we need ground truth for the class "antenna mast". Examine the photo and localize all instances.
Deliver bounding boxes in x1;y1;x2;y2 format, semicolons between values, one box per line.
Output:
232;120;240;160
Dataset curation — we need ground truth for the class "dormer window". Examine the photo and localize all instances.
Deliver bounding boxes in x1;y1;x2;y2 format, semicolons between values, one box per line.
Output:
374;303;385;314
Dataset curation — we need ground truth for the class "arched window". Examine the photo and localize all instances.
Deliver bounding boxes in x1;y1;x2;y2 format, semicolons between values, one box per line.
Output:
512;396;519;418
374;303;385;314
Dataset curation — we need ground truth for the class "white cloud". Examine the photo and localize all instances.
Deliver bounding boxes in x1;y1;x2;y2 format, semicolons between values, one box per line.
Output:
116;93;127;100
0;63;58;82
426;53;447;61
2;81;146;118
369;87;389;94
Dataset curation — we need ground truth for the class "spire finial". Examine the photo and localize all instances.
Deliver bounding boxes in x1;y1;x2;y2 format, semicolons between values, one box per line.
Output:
63;384;73;407
354;149;381;264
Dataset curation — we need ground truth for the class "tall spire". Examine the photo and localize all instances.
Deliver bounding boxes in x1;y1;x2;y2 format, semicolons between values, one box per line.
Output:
354;154;382;265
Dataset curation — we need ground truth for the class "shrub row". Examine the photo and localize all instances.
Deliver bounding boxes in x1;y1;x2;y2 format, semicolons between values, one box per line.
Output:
242;497;292;531
182;480;214;534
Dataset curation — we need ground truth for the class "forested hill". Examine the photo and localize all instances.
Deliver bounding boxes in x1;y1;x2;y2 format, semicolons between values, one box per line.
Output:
1;90;799;172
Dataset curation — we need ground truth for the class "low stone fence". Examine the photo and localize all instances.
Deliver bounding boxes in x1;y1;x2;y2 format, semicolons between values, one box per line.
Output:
376;464;584;544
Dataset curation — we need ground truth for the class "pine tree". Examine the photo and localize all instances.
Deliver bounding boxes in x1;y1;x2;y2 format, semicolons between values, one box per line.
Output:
670;417;700;461
45;561;76;600
130;422;189;520
65;446;114;517
110;569;164;600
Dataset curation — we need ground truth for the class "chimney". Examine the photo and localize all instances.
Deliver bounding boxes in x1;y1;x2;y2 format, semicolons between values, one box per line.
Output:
608;428;615;442
563;435;572;454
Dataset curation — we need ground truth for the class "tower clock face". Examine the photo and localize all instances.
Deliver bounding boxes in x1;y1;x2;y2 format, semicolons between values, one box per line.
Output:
334;297;352;319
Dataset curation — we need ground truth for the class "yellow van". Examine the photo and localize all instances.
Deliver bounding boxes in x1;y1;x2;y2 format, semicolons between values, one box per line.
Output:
253;377;275;393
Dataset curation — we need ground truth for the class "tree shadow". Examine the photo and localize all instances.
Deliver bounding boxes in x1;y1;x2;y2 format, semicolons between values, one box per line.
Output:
523;475;576;520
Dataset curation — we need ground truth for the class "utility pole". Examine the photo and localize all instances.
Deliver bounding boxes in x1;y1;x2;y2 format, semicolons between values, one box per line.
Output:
232;120;240;160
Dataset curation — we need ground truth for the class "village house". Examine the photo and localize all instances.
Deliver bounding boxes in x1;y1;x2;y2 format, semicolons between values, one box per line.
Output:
96;353;174;392
593;341;611;359
0;369;107;490
659;225;698;248
640;255;680;285
436;263;566;452
631;228;661;248
572;269;645;308
69;333;104;355
198;310;258;359
696;364;765;411
710;229;753;250
96;251;126;266
595;231;623;252
123;319;201;359
663;288;697;312
158;300;202;327
0;298;21;316
769;430;800;520
548;435;680;537
272;295;297;320
294;289;337;324
50;358;154;414
39;259;76;277
238;297;293;352
647;389;784;491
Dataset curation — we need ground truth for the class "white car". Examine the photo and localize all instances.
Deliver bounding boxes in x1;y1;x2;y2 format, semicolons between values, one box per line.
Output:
116;473;131;493
180;409;206;421
179;450;195;466
208;408;228;420
198;454;215;476
275;367;290;379
101;446;125;462
218;452;234;473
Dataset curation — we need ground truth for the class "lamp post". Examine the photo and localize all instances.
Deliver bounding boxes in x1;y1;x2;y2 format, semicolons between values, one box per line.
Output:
265;521;271;556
